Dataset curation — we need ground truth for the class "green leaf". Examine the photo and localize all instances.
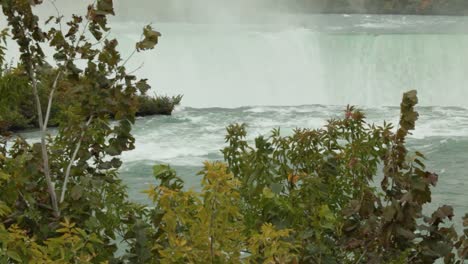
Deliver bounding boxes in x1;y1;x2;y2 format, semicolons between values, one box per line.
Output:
98;161;112;170
136;79;151;93
97;0;115;15
270;183;282;194
105;146;120;156
110;158;122;168
262;187;274;199
0;171;9;181
6;250;21;262
136;25;161;51
153;164;170;177
382;206;396;222
0;201;11;217
396;227;416;240
71;185;84;201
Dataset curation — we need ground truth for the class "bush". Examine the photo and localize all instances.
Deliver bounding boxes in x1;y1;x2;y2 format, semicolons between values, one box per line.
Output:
136;94;183;116
132;91;467;263
0;68;34;132
0;67;183;133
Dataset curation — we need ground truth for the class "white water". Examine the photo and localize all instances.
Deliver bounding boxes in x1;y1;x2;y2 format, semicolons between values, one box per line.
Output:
4;14;468;107
111;15;468;108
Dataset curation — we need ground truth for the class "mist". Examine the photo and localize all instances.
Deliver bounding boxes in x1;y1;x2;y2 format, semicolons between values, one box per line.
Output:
32;0;328;24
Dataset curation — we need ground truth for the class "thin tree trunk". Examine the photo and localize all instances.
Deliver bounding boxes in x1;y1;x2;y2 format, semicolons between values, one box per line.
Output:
28;64;60;217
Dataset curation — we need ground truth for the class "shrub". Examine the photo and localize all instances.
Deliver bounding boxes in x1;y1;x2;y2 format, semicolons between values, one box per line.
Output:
137;94;183;116
138;91;467;263
0;68;33;132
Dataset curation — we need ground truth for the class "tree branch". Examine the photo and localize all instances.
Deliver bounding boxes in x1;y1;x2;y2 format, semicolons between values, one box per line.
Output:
43;70;61;128
60;115;93;203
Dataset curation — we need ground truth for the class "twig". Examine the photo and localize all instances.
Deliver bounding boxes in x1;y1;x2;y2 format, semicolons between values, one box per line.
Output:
355;248;368;264
127;62;144;75
47;0;63;32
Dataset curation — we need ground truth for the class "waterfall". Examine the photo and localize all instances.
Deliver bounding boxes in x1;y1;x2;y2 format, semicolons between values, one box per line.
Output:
115;20;468;108
4;8;468;108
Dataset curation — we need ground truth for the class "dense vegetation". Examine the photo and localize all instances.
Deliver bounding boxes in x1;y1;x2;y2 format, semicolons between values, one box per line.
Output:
0;0;466;263
0;66;182;133
137;94;183;117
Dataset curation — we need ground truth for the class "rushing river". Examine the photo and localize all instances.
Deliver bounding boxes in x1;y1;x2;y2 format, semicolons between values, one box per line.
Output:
16;14;468;227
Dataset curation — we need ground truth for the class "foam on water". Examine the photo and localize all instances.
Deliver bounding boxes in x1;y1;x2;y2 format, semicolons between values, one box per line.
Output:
18;106;468;166
116;106;468;167
19;106;468;160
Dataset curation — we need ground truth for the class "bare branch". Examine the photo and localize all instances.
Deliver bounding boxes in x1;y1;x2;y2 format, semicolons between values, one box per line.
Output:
127;62;145;75
46;0;63;32
44;70;62;128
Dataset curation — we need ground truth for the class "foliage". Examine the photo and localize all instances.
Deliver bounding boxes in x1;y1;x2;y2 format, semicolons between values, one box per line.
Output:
0;162;104;263
0;68;182;133
136;94;183;116
0;0;159;261
220;90;466;263
0;219;104;263
0;68;33;132
247;223;298;263
134;91;467;263
125;91;466;263
130;162;298;264
0;0;466;263
144;162;245;263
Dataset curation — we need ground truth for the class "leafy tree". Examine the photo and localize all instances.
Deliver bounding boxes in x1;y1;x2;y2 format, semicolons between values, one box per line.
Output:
1;0;159;260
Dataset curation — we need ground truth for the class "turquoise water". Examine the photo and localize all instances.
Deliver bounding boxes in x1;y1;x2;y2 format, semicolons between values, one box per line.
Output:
120;105;467;229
